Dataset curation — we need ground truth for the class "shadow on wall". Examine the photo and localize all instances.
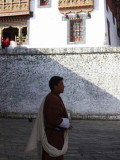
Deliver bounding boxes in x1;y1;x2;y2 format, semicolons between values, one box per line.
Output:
0;47;120;119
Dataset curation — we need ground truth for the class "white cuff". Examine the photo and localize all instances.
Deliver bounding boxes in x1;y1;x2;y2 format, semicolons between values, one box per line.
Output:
59;118;70;128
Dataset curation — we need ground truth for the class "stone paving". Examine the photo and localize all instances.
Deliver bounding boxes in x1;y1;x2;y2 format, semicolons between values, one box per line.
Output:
1;119;120;160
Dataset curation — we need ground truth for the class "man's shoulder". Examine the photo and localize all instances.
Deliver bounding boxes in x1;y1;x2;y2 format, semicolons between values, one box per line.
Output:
46;92;58;99
45;93;60;103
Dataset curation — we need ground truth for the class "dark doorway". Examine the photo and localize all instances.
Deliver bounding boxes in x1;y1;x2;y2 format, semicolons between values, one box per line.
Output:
2;26;18;41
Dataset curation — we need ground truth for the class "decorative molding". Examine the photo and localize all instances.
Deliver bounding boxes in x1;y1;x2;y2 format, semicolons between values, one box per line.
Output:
58;0;94;14
0;15;29;23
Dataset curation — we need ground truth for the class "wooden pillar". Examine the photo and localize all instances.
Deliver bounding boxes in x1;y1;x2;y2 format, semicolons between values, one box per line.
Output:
18;26;22;44
0;28;2;46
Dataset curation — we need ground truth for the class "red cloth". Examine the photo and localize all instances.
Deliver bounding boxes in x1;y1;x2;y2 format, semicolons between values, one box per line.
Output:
5;38;10;47
42;92;68;160
1;38;10;48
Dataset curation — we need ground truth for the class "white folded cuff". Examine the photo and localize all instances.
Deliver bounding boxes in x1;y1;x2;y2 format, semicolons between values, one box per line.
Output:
59;118;70;128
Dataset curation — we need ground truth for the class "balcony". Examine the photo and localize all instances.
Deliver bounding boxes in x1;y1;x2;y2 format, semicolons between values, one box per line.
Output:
58;0;94;14
0;0;30;17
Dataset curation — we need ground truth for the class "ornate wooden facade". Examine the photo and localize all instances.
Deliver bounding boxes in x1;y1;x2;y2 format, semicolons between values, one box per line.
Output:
0;0;30;17
58;0;94;14
0;25;27;45
0;0;30;45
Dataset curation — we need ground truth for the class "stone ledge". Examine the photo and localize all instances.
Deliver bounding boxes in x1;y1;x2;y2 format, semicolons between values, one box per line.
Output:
72;114;120;120
1;112;120;120
0;47;120;55
0;112;37;119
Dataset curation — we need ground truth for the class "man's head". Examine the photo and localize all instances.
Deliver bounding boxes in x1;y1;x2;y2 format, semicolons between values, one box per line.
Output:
49;76;64;94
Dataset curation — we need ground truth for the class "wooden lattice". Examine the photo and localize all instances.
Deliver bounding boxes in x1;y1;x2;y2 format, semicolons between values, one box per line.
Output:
0;0;30;17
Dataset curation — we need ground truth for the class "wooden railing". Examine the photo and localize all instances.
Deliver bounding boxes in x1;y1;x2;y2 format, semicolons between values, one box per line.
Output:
0;0;30;17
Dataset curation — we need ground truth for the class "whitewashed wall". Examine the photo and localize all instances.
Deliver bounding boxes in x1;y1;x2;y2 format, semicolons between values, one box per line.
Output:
28;0;106;48
0;47;120;120
104;0;120;46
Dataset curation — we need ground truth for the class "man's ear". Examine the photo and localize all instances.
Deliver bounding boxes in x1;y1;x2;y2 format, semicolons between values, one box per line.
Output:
54;85;58;90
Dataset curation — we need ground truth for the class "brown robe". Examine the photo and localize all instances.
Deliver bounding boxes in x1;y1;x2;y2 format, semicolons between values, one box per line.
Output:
42;92;68;160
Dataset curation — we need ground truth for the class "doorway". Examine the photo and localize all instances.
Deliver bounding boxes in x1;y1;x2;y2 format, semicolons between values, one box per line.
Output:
2;26;18;41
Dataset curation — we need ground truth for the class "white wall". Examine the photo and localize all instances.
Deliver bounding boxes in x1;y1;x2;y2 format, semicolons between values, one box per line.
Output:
28;0;106;48
86;0;106;47
105;0;120;46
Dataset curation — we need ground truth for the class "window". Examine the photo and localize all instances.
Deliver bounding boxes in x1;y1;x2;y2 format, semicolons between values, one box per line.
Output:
70;19;83;42
40;0;49;6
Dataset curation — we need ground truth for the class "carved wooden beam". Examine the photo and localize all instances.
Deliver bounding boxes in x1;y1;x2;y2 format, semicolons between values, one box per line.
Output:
58;0;94;14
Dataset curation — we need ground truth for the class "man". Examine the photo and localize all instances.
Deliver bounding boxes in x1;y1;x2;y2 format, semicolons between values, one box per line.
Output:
25;76;72;160
42;76;71;160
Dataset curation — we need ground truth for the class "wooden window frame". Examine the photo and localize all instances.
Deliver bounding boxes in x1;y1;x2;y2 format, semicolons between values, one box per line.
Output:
38;0;51;8
70;19;83;42
40;0;49;6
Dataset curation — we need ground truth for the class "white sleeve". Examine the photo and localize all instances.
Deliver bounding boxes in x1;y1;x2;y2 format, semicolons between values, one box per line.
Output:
59;118;70;128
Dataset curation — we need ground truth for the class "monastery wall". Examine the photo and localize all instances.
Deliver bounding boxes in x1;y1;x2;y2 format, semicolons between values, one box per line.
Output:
28;0;106;48
0;47;120;120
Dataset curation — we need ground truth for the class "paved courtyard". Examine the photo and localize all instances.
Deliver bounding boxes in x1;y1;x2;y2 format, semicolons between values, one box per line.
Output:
1;118;120;160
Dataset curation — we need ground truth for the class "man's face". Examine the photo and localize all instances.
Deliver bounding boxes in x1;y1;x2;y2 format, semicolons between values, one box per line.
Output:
54;80;64;93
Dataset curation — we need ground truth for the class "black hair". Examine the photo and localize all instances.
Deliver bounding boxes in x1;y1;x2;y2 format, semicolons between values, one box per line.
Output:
49;76;63;91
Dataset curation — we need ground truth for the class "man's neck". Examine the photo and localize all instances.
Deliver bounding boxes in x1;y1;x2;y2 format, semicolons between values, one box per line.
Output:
52;90;60;95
